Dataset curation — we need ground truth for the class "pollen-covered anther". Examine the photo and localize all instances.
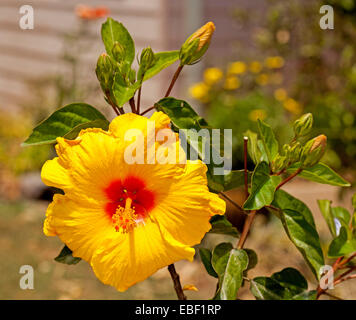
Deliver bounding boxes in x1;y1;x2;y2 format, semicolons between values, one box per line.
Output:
112;198;138;233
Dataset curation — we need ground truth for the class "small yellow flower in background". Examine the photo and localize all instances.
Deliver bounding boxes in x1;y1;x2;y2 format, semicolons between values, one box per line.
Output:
265;56;285;69
249;61;262;73
183;284;198;292
203;67;223;85
41;112;225;292
283;98;303;115
189;82;210;101
223;76;241;90
274;88;288;101
255;73;269;86
270;72;284;85
228;61;246;75
248;109;267;122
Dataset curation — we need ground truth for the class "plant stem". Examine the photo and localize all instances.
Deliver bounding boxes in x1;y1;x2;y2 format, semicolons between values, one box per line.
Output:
243;137;249;199
237;210;256;249
275;168;303;190
219;192;247;215
129;97;136;114
168;264;186;300
140;65;184;116
140;105;155;116
338;252;356;268
334;273;356;286
105;90;120;116
164;65;184;98
323;292;344;300
137;86;142;115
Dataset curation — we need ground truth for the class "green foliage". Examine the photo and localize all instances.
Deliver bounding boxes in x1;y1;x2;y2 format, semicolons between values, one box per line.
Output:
287;163;350;187
272;190;325;280
199;248;218;278
101;18;135;66
328;227;356;258
99;18;180;108
211;243;249;300
141;51;180;82
209;215;240;237
23;103;109;146
243;161;281;210
54;245;81;265
250;268;315;300
155;97;235;192
318;198;356;258
257;119;279;163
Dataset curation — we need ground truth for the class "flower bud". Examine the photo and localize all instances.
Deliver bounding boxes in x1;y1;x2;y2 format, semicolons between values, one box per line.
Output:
293;113;313;137
96;53;113;91
111;41;125;63
179;21;215;65
288;142;302;163
300;134;327;168
128;68;136;84
271;154;288;173
140;47;156;71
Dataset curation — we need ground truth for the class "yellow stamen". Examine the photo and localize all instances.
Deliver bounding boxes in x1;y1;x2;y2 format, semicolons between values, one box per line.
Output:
112;198;137;233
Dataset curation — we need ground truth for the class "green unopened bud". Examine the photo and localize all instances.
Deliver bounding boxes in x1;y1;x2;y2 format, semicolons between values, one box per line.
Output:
96;53;113;91
288;142;302;163
271;154;288;173
293;113;313;137
179;21;215;65
300;134;327;168
128;68;136;84
112;41;126;62
139;47;156;71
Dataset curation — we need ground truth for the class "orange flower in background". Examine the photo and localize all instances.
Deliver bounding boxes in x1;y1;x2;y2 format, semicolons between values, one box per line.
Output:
75;5;110;20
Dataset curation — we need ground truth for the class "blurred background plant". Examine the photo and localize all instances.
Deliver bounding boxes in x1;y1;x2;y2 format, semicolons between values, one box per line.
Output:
190;0;356;174
0;5;109;203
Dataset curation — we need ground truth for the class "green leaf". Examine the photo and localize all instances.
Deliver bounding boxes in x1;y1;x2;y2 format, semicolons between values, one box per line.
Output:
328;227;356;258
54;245;81;265
209;215;240;238
244;248;258;271
292;290;317;300
287;163;350;187
112;73;138;107
155;97;232;190
199;248;218;278
155;97;208;131
244;130;268;164
332;207;351;226
208;170;250;193
257;119;279;163
243;162;282;210
250;268;311;300
23;103;109;146
272;190;325;280
219;249;249;300
101;18;135;65
318;200;337;237
141;51;179;82
211;242;234;276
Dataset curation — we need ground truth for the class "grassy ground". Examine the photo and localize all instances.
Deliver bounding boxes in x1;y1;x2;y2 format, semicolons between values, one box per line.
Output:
0;178;355;300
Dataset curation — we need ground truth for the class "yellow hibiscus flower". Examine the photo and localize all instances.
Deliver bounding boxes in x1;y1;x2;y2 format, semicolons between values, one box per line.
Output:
41;112;225;292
